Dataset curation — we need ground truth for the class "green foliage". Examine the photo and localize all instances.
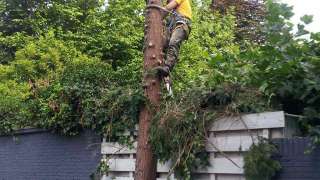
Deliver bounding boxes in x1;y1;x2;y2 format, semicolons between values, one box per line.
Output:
96;160;109;176
65;0;145;68
12;32;81;81
0;0;144;69
0;80;31;134
0;0;147;136
0;32;33;64
175;1;239;90
242;1;320;141
35;56;111;135
36;82;144;136
244;139;281;180
151;84;271;179
0;0;103;36
1;0;320;178
300;15;313;25
0;31;144;137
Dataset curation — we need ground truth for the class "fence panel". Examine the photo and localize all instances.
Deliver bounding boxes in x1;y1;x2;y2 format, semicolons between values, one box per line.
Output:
101;111;285;180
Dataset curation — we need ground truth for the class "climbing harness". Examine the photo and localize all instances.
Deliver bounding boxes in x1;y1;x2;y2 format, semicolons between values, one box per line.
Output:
167;11;191;34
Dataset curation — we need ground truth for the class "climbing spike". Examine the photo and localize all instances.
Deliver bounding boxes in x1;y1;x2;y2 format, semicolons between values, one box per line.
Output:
164;76;173;97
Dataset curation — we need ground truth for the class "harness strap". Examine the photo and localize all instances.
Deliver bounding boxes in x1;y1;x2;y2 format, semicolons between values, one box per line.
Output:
168;11;191;29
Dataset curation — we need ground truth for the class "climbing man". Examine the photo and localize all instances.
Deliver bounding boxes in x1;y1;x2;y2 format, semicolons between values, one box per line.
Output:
154;0;192;77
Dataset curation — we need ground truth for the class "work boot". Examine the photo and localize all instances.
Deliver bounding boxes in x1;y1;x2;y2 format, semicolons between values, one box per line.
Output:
154;65;170;77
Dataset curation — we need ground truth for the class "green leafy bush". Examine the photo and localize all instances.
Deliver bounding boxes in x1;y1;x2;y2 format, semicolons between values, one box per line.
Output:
0;31;145;137
151;84;271;179
0;1;320;178
0;80;31;134
244;0;320;143
244;139;281;180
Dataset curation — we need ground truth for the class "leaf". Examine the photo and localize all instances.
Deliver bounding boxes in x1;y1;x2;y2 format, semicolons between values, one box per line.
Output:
300;15;313;25
259;82;269;93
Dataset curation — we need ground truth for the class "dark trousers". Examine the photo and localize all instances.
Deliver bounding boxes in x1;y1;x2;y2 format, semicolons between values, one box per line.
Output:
165;23;190;70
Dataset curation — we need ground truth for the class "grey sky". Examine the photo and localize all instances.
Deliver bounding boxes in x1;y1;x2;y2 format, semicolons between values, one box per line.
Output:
280;0;320;33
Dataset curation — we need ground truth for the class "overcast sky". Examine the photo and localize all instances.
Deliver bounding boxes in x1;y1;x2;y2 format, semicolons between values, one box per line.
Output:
280;0;320;33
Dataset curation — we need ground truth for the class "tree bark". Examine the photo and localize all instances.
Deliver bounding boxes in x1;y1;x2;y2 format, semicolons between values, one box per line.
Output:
135;0;164;179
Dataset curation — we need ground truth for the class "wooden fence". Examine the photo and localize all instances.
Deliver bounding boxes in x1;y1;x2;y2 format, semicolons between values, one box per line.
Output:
101;111;286;180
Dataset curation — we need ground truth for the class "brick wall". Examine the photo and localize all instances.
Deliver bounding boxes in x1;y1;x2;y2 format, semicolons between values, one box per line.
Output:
273;138;320;180
0;129;101;180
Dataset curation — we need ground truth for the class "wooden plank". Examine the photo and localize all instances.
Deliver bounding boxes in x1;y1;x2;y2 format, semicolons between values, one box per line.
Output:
211;174;217;180
107;159;135;172
103;176;174;180
271;128;284;139
107;178;132;180
216;174;245;180
210;174;217;180
191;174;212;180
102;112;285;179
102;130;281;154
157;161;173;173
103;178;171;180
195;156;243;174
206;131;260;152
107;157;243;174
101;142;136;155
191;174;244;180
210;111;285;132
262;129;269;139
107;159;171;172
103;135;259;154
104;178;170;180
158;173;176;180
102;112;285;154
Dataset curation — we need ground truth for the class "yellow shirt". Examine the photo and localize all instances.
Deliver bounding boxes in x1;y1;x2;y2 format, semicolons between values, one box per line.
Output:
175;0;192;19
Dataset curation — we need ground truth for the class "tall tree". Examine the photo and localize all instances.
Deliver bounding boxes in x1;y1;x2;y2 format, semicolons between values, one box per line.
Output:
135;0;163;179
0;0;103;64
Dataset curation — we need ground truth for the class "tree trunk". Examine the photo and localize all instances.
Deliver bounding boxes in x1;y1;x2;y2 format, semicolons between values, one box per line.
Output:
135;0;164;179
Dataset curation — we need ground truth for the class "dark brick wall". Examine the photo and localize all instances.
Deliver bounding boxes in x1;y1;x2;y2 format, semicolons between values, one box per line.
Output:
272;138;320;180
0;129;101;180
